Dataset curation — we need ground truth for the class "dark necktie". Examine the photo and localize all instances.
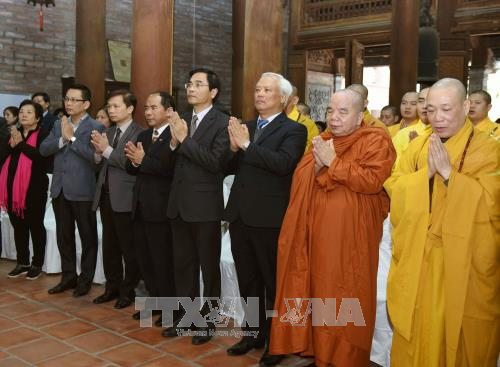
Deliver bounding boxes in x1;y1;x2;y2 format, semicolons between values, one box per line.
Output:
152;129;159;143
190;114;198;137
253;119;269;142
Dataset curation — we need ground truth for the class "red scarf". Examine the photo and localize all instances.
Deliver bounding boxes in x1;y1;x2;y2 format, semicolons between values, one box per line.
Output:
0;129;39;218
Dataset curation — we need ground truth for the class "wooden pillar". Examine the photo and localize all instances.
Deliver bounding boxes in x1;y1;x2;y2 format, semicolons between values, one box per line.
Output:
130;0;174;126
75;0;106;117
232;0;283;120
389;0;419;106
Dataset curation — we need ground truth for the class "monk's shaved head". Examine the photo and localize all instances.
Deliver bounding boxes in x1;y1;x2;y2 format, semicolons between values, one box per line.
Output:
326;89;365;136
336;89;365;113
430;78;467;103
347;84;368;100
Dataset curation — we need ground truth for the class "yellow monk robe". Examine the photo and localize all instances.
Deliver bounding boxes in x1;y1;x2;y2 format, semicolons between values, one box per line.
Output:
475;116;499;141
363;109;390;134
271;126;396;367
392;119;432;168
388;118;419;138
288;105;320;154
384;119;500;367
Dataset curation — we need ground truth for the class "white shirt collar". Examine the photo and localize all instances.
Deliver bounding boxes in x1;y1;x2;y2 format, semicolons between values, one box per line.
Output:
116;119;133;134
154;122;169;136
192;105;213;127
258;112;281;125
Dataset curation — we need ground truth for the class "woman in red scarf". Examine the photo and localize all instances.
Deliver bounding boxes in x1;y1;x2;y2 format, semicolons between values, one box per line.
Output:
0;100;49;280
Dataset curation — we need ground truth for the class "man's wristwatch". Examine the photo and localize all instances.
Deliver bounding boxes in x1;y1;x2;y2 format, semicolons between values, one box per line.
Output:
70;136;76;143
242;141;250;150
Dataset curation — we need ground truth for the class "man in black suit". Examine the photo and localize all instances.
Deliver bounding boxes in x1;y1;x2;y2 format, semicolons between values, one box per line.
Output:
32;92;57;173
125;91;178;327
224;72;307;366
91;90;143;309
165;68;229;345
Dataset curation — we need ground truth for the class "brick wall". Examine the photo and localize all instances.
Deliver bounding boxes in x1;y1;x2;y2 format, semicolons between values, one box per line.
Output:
0;0;232;113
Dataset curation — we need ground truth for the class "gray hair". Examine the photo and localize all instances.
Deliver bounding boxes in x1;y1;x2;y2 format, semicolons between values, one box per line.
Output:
261;72;293;106
335;89;365;113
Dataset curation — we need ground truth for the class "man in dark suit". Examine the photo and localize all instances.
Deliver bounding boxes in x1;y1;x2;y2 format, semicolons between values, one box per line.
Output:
165;68;229;345
91;90;142;309
224;72;307;366
32;92;57;173
124;91;178;326
40;84;105;297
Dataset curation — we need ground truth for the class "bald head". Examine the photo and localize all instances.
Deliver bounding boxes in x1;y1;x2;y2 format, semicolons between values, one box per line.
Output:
326;89;365;136
335;89;365;113
347;84;368;100
430;78;467;102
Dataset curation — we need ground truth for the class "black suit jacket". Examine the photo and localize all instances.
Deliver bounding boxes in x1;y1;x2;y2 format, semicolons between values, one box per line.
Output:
167;107;229;222
223;113;307;228
41;112;57;173
126;126;176;222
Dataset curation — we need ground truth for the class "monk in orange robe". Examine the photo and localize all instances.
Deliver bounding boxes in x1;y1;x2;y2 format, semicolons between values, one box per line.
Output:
270;89;396;367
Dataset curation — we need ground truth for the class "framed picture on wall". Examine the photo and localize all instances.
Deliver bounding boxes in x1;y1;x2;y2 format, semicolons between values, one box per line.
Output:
306;71;334;122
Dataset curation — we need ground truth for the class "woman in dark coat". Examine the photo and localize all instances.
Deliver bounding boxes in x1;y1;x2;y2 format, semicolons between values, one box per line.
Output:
0;100;49;279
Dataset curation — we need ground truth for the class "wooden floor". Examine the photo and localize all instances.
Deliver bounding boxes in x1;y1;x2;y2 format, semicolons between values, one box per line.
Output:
0;258;314;367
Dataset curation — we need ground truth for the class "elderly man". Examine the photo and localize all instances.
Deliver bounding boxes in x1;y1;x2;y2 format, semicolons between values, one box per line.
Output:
270;89;396;367
384;78;499;366
224;72;307;366
468;89;499;140
389;91;419;137
347;83;389;134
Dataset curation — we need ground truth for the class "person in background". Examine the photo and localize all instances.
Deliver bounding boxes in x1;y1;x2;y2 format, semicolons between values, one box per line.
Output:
380;105;400;127
53;108;66;120
96;107;112;129
468;89;499;140
296;102;312;119
388;91;419;137
0;100;49;280
32;92;56;137
3;106;19;128
315;120;326;133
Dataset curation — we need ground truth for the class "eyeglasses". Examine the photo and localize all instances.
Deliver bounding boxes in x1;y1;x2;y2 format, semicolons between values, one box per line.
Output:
64;97;86;103
184;82;209;89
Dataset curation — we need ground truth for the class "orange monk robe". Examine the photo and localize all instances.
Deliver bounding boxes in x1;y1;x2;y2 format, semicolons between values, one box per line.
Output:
363;109;390;134
475;116;499;141
388;118;419;138
270;126;396;367
384;120;500;367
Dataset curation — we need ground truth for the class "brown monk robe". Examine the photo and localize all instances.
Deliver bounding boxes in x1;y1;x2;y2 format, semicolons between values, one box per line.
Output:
270;89;396;367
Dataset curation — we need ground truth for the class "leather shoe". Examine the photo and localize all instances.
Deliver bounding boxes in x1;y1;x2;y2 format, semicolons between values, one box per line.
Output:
259;351;284;366
72;285;91;297
48;280;77;294
114;296;133;309
93;291;118;304
227;338;265;356
132;309;161;320
192;326;213;345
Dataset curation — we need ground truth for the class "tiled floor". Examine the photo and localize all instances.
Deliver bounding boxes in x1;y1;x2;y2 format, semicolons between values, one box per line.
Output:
0;259;312;367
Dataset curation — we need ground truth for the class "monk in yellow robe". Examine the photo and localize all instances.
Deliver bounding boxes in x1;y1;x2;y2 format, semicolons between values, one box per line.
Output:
347;83;390;134
380;105;400;127
388;91;419;137
270;89;396;367
468;89;499;140
286;86;320;154
385;78;500;367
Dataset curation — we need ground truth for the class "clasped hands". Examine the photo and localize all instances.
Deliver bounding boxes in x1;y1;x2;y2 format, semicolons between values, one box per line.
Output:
228;117;249;152
427;133;452;180
61;116;75;142
9;128;22;148
90;130;109;154
312;136;336;171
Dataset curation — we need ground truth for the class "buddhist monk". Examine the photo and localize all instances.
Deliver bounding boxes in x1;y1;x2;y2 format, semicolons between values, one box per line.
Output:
468;89;499;140
347;83;390;134
380;105;400;127
388;91;418;137
270;89;396;367
385;78;500;367
286;86;320;154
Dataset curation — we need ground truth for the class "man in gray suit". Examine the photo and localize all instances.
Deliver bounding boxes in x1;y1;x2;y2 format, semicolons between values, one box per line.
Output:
40;84;105;297
91;90;143;309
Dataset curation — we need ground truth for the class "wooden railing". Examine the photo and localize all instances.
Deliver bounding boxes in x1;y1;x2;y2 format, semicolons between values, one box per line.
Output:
302;0;392;26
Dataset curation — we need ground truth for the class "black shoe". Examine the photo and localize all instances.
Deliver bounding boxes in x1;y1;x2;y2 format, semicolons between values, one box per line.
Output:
26;265;43;280
93;290;118;304
259;351;284;366
132;309;161;320
114;296;133;309
8;264;30;278
48;279;77;294
227;338;266;356
192;326;213;345
72;284;91;297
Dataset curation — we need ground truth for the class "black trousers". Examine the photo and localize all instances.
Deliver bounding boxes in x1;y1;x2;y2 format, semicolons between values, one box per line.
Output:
8;191;47;267
52;193;97;286
100;191;139;297
133;205;176;298
229;219;280;343
171;216;221;316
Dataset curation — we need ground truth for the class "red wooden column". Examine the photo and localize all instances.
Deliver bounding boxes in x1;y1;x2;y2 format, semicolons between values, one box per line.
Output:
130;0;174;126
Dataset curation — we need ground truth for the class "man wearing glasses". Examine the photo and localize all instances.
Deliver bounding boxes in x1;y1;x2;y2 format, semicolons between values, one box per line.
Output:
164;68;229;345
40;84;105;297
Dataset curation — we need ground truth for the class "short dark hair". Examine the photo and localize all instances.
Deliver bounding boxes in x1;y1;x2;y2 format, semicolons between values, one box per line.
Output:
31;92;50;104
469;89;492;105
107;89;137;112
150;91;176;111
19;99;43;125
188;68;221;102
381;105;399;116
67;83;92;102
3;106;19;118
